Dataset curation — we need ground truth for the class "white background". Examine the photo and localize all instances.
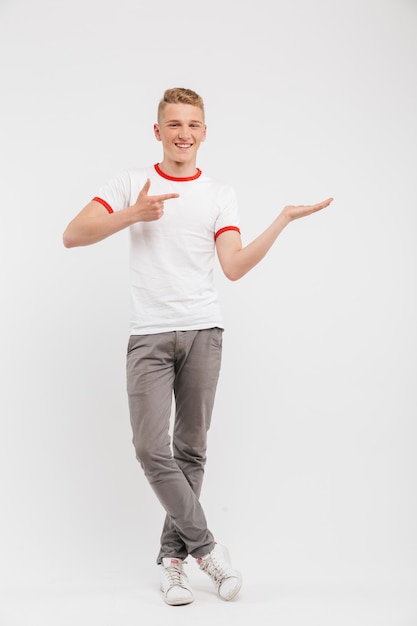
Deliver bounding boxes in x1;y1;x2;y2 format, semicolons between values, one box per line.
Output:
1;0;416;624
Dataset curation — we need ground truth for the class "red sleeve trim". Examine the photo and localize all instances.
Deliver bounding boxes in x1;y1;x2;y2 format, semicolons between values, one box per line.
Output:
92;196;114;214
214;226;241;241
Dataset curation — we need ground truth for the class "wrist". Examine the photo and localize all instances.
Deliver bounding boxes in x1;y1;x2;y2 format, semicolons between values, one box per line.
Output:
124;204;142;225
278;208;293;226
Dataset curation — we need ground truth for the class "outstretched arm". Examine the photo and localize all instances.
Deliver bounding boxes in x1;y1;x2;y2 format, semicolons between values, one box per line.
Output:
216;197;334;281
63;179;179;248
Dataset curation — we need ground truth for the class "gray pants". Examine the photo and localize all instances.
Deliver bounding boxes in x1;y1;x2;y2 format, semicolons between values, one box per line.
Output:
126;328;222;564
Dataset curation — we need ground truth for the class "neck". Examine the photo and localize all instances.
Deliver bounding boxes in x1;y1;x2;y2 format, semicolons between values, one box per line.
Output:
158;158;198;179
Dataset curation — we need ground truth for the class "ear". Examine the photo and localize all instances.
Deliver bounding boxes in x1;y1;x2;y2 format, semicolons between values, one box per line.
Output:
201;124;207;142
154;123;161;141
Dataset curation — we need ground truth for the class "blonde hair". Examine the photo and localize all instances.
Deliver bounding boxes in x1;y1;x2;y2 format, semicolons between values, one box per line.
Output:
158;87;205;121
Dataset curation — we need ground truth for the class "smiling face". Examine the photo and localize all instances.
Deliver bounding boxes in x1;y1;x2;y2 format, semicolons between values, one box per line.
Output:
154;103;207;174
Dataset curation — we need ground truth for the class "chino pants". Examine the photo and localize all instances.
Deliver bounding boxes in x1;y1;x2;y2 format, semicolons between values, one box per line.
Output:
126;328;222;564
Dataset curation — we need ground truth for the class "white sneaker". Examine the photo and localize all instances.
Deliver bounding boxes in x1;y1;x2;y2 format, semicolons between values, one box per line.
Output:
160;558;194;606
197;544;242;601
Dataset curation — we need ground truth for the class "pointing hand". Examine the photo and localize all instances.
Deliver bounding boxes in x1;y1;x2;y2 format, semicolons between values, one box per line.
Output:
132;178;179;222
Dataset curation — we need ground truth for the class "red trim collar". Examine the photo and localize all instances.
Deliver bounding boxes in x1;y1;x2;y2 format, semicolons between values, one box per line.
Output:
154;163;202;181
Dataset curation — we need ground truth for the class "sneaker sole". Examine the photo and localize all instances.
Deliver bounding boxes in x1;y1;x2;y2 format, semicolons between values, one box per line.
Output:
219;574;243;601
164;596;194;606
160;585;194;606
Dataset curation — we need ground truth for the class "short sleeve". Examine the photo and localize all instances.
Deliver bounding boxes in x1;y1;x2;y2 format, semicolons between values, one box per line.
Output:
93;170;132;213
214;185;241;240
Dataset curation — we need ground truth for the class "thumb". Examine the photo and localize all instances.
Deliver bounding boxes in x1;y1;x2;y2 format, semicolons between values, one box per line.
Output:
139;178;151;198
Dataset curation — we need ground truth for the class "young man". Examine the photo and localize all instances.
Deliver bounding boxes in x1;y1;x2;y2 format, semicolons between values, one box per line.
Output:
63;87;333;606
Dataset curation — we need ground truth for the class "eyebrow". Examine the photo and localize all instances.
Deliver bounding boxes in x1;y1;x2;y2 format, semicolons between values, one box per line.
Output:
165;119;203;125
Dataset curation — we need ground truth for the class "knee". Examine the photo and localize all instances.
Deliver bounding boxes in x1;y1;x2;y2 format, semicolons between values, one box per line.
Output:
133;437;153;467
173;440;207;468
133;437;171;474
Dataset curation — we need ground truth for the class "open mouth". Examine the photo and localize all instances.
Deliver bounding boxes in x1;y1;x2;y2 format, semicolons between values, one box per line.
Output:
175;143;192;149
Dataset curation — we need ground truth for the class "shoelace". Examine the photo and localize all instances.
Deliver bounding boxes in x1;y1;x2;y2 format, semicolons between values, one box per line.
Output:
199;555;230;586
164;561;188;589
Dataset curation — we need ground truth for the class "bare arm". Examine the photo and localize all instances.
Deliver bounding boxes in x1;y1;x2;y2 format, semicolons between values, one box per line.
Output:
62;179;179;248
216;197;334;281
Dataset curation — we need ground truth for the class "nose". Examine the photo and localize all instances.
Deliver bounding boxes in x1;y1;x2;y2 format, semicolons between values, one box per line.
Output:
178;125;190;140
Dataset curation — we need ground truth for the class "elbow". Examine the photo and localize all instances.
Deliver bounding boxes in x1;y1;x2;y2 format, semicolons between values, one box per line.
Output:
62;235;72;248
225;273;240;282
62;229;77;248
223;267;245;282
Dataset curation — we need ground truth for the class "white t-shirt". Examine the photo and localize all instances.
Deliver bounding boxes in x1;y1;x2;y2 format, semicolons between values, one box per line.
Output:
94;164;240;335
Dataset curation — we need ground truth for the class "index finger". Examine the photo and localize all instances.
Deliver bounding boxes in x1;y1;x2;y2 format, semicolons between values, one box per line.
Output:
153;193;180;201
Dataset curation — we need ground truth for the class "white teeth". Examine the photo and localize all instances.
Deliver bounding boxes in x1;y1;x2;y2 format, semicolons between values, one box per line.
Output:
176;144;191;148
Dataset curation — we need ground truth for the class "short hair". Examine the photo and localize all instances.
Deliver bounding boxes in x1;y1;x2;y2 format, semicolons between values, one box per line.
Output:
157;87;205;121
